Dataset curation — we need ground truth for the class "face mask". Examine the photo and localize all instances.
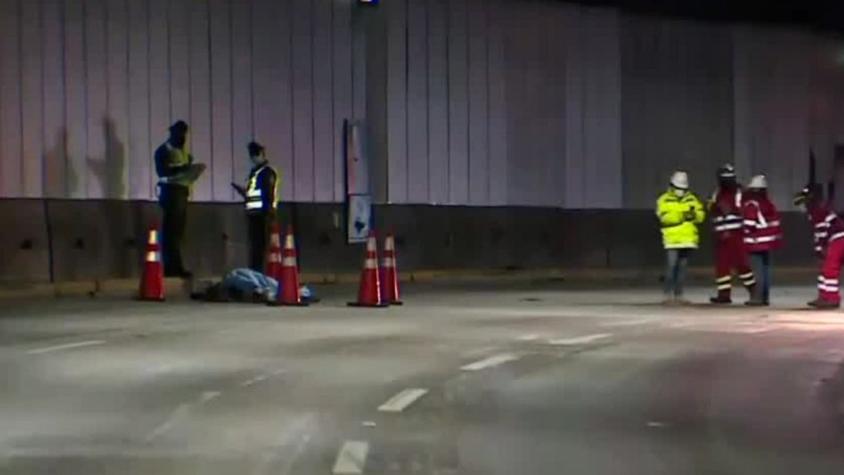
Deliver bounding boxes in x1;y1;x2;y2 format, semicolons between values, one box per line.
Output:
673;188;686;198
250;154;265;166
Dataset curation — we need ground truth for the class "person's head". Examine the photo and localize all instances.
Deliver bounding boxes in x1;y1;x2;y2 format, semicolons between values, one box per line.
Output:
669;171;689;197
247;141;266;166
746;175;768;198
793;183;823;212
717;164;737;189
168;121;189;148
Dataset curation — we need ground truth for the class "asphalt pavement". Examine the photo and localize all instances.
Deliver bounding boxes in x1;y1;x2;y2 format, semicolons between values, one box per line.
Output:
1;282;843;474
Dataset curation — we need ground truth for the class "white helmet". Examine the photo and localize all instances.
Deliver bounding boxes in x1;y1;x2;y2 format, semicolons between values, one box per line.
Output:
670;171;689;190
748;175;767;189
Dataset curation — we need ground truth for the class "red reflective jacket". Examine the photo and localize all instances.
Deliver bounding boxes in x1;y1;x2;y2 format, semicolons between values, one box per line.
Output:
710;187;743;239
807;201;844;255
742;195;782;252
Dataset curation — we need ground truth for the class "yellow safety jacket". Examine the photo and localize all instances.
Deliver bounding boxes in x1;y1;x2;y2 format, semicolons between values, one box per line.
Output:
245;164;279;213
656;190;706;249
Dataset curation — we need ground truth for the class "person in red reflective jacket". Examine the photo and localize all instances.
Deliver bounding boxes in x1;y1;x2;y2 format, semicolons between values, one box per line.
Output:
708;164;755;304
741;175;782;306
794;184;844;309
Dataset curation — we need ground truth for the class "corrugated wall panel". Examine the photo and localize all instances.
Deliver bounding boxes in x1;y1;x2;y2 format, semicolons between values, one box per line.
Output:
563;6;585;208
169;0;191;124
331;0;353;201
313;0;335;202
230;0;254;195
0;0;22;197
65;0;88;198
447;0;469;204
486;0;507;206
467;0;489;205
127;0;150;199
106;0;130;200
209;0;233;201
292;0;315;201
581;9;621;208
406;0;430;203
148;0;171;197
252;0;288;200
85;0;108;199
43;0;67;198
188;0;212;201
21;0;44;198
386;0;408;202
427;0;449;204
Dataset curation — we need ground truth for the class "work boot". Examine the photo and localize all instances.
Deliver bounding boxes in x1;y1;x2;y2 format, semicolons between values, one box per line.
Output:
744;300;766;307
709;296;732;304
808;298;840;309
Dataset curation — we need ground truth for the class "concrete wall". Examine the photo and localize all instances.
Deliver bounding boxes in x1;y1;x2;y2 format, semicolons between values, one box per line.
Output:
0;200;816;283
2;1;843;209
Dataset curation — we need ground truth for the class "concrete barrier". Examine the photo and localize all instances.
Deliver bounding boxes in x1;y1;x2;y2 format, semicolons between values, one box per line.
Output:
0;199;50;283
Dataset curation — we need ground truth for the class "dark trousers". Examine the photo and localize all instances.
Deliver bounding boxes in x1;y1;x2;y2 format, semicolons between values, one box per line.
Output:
248;212;271;272
749;251;771;303
159;184;189;276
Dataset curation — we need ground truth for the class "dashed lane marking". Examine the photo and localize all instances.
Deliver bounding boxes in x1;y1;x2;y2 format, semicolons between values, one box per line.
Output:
332;441;369;474
378;388;429;413
27;340;106;355
460;353;519;371
547;333;612;346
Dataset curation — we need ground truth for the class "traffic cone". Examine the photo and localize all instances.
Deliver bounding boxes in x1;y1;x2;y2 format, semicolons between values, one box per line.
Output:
349;232;388;308
265;222;283;281
270;226;309;306
139;226;164;301
381;234;403;305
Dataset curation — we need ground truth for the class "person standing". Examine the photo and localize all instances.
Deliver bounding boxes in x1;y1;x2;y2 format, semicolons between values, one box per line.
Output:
656;171;706;305
154;121;194;278
709;164;755;304
794;184;844;309
741;175;783;306
232;142;278;272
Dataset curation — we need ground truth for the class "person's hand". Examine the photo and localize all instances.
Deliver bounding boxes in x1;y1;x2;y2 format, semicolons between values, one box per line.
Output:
683;209;695;221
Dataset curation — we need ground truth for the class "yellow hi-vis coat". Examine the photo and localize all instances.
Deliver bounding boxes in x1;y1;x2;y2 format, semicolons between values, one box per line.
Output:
656;190;706;249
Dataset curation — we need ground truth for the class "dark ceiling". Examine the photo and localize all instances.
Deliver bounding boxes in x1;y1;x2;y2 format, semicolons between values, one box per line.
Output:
566;0;844;33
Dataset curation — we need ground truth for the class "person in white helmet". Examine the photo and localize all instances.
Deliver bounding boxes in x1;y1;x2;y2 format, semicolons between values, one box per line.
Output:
741;175;782;305
656;171;706;304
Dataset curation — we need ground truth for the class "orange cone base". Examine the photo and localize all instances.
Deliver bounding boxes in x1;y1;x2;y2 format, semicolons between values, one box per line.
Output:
136;295;165;302
347;301;389;308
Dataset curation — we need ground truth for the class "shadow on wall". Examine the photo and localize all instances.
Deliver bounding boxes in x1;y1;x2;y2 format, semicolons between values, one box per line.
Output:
42;128;68;197
88;117;127;199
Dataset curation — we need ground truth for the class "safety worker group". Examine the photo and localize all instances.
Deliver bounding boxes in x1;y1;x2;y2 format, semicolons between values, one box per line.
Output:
155;120;277;278
657;164;844;309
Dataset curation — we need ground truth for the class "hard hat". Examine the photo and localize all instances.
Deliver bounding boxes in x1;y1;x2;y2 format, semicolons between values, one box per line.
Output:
748;175;767;189
670;171;689;190
717;164;736;179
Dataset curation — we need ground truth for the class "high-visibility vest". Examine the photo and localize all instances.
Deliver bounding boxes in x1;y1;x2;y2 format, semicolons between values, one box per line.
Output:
245;164;278;212
742;197;783;252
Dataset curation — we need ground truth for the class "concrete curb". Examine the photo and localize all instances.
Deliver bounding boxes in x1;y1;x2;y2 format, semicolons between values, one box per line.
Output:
0;266;821;301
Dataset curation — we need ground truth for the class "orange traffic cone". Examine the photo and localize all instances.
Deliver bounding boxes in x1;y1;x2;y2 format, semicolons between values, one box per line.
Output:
139;226;165;301
270;226;309;306
349;232;388;308
265;222;283;281
381;234;403;305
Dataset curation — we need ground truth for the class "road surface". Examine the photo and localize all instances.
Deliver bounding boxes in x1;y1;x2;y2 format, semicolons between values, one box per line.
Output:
1;283;843;474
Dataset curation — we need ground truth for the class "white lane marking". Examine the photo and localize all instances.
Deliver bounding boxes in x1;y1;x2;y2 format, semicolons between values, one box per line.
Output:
548;333;612;346
200;391;221;403
332;441;369;474
252;414;317;475
516;334;540;342
362;421;377;427
647;421;667;428
271;368;288;376
240;374;269;387
460;353;519;371
378;388;429;413
145;403;192;442
27;340;106;355
601;319;652;328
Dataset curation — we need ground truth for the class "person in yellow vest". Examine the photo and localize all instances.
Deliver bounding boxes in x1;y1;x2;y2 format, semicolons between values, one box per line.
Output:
154;121;196;278
232;142;278;272
656;171;706;305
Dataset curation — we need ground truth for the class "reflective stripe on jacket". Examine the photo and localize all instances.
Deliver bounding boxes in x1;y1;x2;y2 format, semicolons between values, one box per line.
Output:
245;164;278;213
742;198;782;252
656;190;706;249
